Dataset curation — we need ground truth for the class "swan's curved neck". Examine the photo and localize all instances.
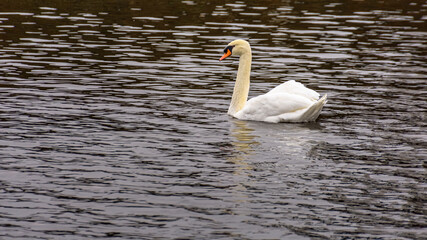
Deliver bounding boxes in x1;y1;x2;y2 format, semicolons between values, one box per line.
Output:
228;51;252;116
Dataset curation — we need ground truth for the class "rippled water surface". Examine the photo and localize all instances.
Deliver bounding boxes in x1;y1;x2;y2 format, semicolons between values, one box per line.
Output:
1;0;426;239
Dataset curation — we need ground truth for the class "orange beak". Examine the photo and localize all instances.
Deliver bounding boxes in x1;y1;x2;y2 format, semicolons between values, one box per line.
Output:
219;49;232;61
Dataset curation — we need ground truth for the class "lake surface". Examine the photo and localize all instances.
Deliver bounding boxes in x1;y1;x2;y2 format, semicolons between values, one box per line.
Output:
0;0;426;239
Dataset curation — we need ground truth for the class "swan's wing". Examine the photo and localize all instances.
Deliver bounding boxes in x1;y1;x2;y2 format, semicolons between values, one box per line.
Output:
277;94;327;122
267;80;320;101
234;92;314;122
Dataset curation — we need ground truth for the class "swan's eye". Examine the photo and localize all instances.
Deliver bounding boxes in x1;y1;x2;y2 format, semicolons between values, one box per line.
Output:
223;45;234;54
219;45;235;61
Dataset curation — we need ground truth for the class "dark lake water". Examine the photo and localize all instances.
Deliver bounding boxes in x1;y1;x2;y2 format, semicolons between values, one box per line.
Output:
0;0;426;239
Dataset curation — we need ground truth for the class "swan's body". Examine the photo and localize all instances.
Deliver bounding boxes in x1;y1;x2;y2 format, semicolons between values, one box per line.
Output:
220;39;327;123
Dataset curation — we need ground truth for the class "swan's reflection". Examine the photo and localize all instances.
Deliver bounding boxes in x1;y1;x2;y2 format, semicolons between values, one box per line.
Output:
227;120;324;175
227;119;326;205
227;119;259;201
227;119;259;174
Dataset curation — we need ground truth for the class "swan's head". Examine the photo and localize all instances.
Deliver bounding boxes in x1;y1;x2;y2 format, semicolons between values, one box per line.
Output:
219;39;251;61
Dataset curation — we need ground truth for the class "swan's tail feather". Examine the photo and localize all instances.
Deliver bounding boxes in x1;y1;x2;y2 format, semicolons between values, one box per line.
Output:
300;94;327;122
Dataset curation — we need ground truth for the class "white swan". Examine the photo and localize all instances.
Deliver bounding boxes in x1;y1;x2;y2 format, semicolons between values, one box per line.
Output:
219;39;327;123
